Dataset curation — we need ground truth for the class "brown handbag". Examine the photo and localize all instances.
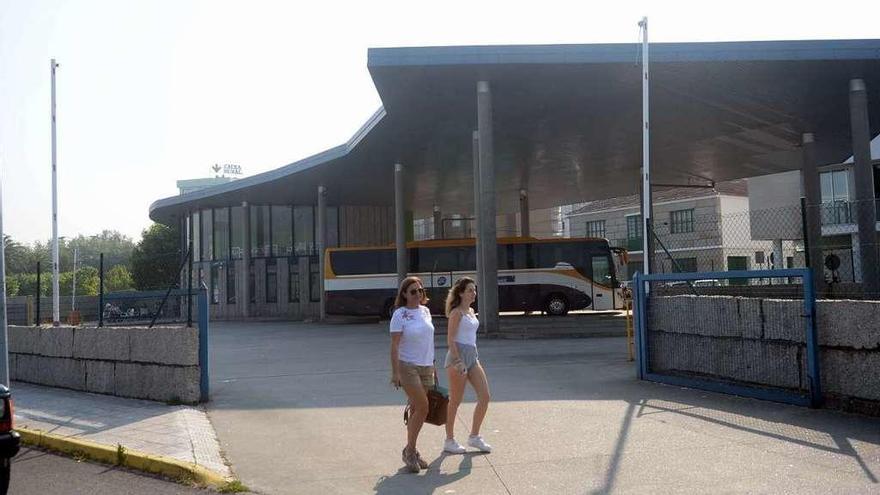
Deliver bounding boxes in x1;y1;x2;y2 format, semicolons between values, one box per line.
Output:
403;369;449;426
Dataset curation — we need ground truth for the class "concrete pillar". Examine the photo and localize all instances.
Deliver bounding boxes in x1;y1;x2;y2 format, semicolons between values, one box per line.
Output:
433;205;443;239
473;131;483;285
801;133;825;293
317;185;327;321
242;201;251;318
519;189;530;237
849;78;879;296
477;80;499;334
394;163;407;284
851;234;862;283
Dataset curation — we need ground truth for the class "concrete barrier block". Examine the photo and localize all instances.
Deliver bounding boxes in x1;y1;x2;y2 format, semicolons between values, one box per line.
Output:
37;327;75;358
129;327;198;366
73;328;130;361
762;299;805;343
737;298;763;340
42;357;86;390
704;296;740;338
8;326;37;355
817;300;880;350
85;360;116;395
738;340;801;389
14;354;42;383
820;349;880;401
647;297;676;333
648;332;743;378
115;362;199;403
8;355;16;381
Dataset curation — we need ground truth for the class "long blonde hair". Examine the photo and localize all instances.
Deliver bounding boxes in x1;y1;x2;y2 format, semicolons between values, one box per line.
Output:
445;277;475;317
394;276;428;309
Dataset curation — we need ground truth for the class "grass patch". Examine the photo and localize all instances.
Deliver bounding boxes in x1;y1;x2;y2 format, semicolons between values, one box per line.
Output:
218;479;249;493
116;444;127;466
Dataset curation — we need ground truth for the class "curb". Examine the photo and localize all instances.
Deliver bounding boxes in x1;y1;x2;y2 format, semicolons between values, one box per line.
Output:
18;427;231;488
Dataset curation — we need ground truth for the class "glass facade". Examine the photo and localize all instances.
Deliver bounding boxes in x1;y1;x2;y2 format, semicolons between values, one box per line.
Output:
214;208;229;260
294;206;315;255
266;259;278;303
227;260;236;304
272;206;293;256
201;209;213;260
192;211;200;262
251;205;271;257
230;206;245;259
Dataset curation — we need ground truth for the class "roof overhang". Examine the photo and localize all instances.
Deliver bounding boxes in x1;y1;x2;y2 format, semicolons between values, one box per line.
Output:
150;39;880;226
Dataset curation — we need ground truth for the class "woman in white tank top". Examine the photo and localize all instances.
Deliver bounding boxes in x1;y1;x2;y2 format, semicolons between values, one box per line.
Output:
442;277;493;454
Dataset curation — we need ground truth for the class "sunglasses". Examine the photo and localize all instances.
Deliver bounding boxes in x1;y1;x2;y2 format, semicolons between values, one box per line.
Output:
408;287;426;295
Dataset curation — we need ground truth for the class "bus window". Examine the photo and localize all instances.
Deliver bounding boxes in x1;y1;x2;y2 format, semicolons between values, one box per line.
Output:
331;250;380;275
416;247;460;273
511;244;535;269
378;249;396;274
497;244;509;270
591;256;613;287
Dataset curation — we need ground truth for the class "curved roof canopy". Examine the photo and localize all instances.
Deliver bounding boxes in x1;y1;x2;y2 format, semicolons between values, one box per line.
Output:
150;39;880;225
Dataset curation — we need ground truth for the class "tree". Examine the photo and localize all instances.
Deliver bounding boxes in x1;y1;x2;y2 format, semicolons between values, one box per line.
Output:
4;276;19;297
60;267;99;296
105;264;134;292
131;223;180;291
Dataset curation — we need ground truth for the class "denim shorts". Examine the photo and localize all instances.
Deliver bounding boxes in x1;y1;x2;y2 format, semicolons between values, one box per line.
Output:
444;343;479;371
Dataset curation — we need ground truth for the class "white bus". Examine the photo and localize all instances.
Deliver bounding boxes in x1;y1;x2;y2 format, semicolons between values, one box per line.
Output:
324;237;628;317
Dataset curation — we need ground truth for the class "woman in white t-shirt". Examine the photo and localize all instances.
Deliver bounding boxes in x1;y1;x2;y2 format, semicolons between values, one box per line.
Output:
442;277;492;454
389;276;435;473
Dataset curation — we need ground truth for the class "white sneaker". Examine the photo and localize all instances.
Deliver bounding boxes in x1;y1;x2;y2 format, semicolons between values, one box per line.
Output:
443;438;467;454
468;435;492;453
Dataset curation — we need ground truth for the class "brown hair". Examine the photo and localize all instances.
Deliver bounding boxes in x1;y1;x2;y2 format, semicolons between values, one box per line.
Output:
394;276;429;309
445;277;476;317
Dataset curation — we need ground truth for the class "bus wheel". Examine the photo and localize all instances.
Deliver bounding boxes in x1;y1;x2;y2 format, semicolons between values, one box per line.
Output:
545;294;569;316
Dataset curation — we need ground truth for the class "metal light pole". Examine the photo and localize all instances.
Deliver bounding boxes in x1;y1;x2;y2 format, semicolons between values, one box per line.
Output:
71;246;77;311
0;172;10;385
51;59;61;326
638;18;652;276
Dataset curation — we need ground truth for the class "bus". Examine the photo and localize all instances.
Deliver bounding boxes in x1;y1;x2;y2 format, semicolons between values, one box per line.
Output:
324;237;628;318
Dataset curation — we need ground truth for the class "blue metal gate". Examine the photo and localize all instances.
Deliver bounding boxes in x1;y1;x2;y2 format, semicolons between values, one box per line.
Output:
633;269;821;407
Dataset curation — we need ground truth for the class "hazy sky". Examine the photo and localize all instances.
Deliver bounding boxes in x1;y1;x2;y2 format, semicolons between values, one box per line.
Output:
1;0;878;244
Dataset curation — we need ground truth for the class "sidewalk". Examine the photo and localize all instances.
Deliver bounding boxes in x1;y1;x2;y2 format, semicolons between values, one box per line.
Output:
12;382;230;479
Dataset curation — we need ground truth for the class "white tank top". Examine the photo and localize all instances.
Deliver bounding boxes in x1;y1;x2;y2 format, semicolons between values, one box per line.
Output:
454;309;479;346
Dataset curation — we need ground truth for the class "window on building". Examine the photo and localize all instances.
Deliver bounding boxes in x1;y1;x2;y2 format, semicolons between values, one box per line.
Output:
210;264;220;304
294;206;315;255
266;259;278;303
626;215;643;251
670;209;694;234
230;206;244;259
227;261;236;304
309;256;320;302
820;170;851;224
585;220;606;239
272;206;292;257
673;257;698;273
289;260;300;303
214;208;229;260
250;205;271;257
201;209;213;260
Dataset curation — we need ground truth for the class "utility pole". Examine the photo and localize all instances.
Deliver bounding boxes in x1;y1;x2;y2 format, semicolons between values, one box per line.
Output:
51;59;61;326
638;18;652;276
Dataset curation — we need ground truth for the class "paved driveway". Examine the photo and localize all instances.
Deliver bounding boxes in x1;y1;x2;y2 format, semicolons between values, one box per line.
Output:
207;321;880;494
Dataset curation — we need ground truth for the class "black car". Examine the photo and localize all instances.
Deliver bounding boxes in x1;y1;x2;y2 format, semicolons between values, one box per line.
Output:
0;385;20;494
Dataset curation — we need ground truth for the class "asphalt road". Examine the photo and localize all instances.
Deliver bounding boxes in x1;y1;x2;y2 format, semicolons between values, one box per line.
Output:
9;447;221;495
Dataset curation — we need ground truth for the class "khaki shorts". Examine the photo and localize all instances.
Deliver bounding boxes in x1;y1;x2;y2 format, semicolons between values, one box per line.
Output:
398;361;435;388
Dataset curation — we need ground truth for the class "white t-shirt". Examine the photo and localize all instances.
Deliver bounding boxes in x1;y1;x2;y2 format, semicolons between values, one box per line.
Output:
453;309;479;347
390;305;435;366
